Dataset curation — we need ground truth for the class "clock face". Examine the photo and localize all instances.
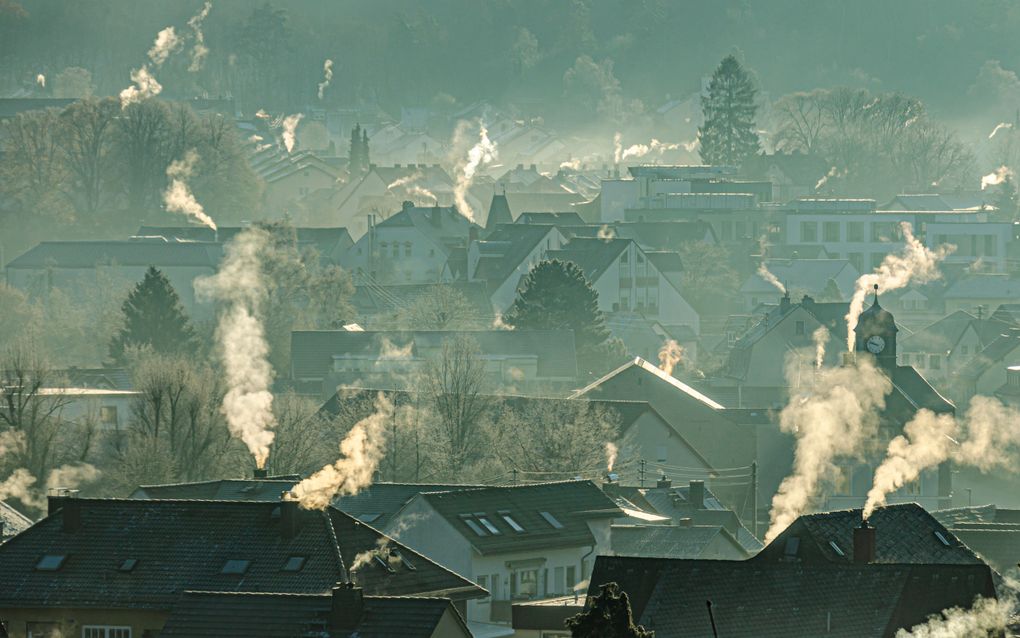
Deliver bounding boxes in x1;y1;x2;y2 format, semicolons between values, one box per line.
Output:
866;335;886;354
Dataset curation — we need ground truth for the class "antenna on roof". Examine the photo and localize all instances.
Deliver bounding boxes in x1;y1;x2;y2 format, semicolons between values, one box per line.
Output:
706;600;720;638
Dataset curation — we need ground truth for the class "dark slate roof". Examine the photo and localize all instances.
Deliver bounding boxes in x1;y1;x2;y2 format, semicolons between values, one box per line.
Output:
504;192;585;216
7;240;223;270
485;193;513;228
889;366;955;415
945;275;1020;300
290;330;577;380
416;480;622;555
931;505;1020;572
0;500;32;541
50;367;133;391
589;556;997;638
756;503;982;566
644;251;684;273
740;259;856;295
956;329;1020;380
471;224;558;285
610;524;748;559
350;281;493;318
136;226;352;254
514;211;585;225
160;591;463;638
335;483;486;529
0;98;77;118
374;204;479;247
546;238;630;283
132;478;300;501
899;310;977;352
631;485;763;554
0;498;482;609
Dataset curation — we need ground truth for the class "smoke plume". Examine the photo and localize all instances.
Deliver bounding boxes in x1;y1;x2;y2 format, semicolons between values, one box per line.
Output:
318;59;334;100
989;122;1013;140
35;74;45;88
291;393;394;509
597;225;616;241
194;228;277;469
281;113;303;153
757;262;786;294
453;120;498;222
164;149;217;230
812;326;829;369
387;171;422;191
613;132;623;164
0;469;38;507
0;463;101;511
657;339;684;376
119;66;163;109
408;186;438;205
765;357;891;542
954;395;1020;472
895;597;1012;637
148;26;181;66
844;222;952;352
619;138;694;161
560;158;581;170
605;442;618;473
981;165;1015;190
187;1;212;72
815;166;843;190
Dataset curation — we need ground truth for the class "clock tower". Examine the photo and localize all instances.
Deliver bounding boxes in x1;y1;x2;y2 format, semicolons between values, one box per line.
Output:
854;284;897;370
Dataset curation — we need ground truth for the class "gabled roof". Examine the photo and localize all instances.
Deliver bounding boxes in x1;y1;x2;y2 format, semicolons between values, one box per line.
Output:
740;259;858;296
413;480;621;555
350;281;493;318
756;503;981;566
883;193;993;212
632;484;762;554
485;193;513;228
589;555;997;638
132;478;300;501
546;237;631;283
335;483;486;529
955;329;1020;381
610;524;749;559
7;240;222;270
0;498;483;608
160;591;465;638
514;211;586;225
504;192;585;216
899;310;977;353
471;223;557;285
573;357;725;410
944;275;1020;300
742;151;830;186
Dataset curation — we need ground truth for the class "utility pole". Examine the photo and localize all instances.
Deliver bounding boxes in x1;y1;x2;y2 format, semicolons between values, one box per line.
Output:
751;461;759;539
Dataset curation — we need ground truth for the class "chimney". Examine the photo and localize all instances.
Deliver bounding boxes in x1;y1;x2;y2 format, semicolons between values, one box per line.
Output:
801;294;815;308
842;352;856;367
253;466;268;479
602;473;620;498
469;226;479;244
329;582;365;630
529;163;537;171
853;519;876;564
47;488;68;516
402;200;414;212
280;491;299;539
779;291;791;314
656;475;672;489
430;205;441;227
688;480;705;509
54;489;82;533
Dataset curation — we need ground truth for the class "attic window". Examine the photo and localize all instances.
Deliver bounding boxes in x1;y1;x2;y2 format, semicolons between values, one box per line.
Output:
35;554;66;571
539;511;564;530
118;558;138;572
500;512;525;533
221;559;251;575
828;541;845;557
476;515;501;535
934;531;952;547
282;556;306;572
460;515;488;537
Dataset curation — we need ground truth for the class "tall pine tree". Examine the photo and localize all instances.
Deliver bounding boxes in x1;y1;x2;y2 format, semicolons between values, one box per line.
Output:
108;266;197;364
698;55;761;168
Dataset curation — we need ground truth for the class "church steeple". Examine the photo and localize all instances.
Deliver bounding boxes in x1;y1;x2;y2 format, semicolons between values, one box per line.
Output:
854;284;898;369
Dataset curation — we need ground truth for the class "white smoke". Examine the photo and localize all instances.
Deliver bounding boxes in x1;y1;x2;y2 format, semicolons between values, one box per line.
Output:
317;59;334;100
988;122;1013;140
148;26;181;66
408;186;438;205
194;228;276;469
255;109;270;120
812;326;829;370
981;165;1015;190
560;158;582;170
0;463;101;511
164;149;217;230
619;138;693;161
757;262;786;294
35;73;45;88
605;442;619;473
0;469;38;507
119;66;163;109
597;225;616;241
187;2;212;72
844;223;952;352
281;113;303;153
815;166;842;191
895;597;1012;637
765;356;891;542
291;393;394;510
387;171;422;191
657;339;684;376
453;120;497;222
956;396;1020;471
613;132;623;164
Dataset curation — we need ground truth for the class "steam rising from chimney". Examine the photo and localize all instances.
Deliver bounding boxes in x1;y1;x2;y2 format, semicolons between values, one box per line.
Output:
812;326;829;369
988;122;1013;140
0;469;38;507
164;149;217;230
981;165;1014;190
35;74;45;88
657;339;684;376
605;442;618;473
453;120;497;222
612;132;623;164
291;393;394;509
148;26;181;66
281;113;303;153
0;463;100;510
815;166;842;190
765;357;891;542
844;223;951;352
186;2;212;72
560;158;581;170
387;171;422;191
757;263;786;294
194;228;277;469
895;597;1012;637
318;59;334;100
597;225;616;241
618;138;696;161
119;66;162;108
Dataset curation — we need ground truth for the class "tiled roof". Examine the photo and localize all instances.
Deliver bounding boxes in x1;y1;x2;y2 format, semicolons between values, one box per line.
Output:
756;503;981;566
133;478;300;501
610;524;748;559
955;330;1020;380
546;238;630;283
573;357;725;410
590;555;997;638
514;212;585;225
0;500;32;541
945;276;1020;299
899;310;977;352
0;498;482;608
415;480;621;555
161;591;462;638
633;485;763;554
7;240;222;270
471;224;558;285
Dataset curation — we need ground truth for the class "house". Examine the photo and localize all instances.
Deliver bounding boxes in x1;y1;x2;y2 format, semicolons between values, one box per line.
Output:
289;329;578;397
944;274;1020;315
953;328;1020;405
932;504;1020;573
740;259;860;310
338;202;480;285
468;223;567;312
253;151;342;215
502;193;587;221
331;164;458;237
4;239;222;322
609;524;749;561
37;387;137;432
603;314;700;366
883;192;994;212
546;237;699;331
925;220;1011;273
897;309;1015;389
382;480;621;625
513;212;586;226
136;225;354;266
159;588;472;638
0;495;485;637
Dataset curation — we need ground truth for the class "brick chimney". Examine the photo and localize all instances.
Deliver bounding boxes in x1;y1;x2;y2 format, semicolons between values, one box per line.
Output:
253;466;268;479
853;519;876;564
329;582;365;631
602;473;620;498
280;492;299;539
48;489;82;533
779;290;791;314
688;480;705;509
656;475;672;489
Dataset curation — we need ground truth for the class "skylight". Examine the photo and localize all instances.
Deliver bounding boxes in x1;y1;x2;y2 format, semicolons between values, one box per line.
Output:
462;518;488;536
934;531;952;547
477;516;501;535
282;556;306;572
828;541;845;557
501;513;525;533
35;555;66;571
118;558;138;572
221;559;251;575
539;511;564;530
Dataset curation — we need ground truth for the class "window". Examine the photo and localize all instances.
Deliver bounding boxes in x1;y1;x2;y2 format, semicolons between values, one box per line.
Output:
221;559;250;574
847;222;865;242
554;566;565;594
490;572;501;600
500;511;525;533
460;514;488;536
391;243;399;259
511;568;539;599
539;511;564;529
477;574;489;598
100;406;118;426
404;242;412;257
566;565;577;590
795;321;805;336
934;531;952;547
477;515;501;535
828;540;845;557
35;554;66;571
83;627;131;638
823;221;840;243
929;355;941;370
872;221;900;242
356;513;382;523
800;221;818;242
282;556;306;572
984;235;997;256
117;558;138;572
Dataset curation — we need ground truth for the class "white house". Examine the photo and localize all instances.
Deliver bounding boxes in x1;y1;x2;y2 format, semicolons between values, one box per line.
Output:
469;224;567;312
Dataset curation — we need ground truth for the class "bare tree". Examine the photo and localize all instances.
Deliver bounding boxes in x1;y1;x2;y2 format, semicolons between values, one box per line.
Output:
773;90;828;153
59;97;117;217
266;391;338;476
0;108;69;219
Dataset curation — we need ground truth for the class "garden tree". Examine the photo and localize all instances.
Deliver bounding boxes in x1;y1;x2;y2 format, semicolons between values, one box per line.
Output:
698;55;761;167
563;55;637;124
109;267;197;365
59;97;118;218
114;100;184;213
421;335;493;480
0;108;70;223
52;66;94;98
391;286;481;330
503;259;626;377
510;27;540;76
773;90;828;154
264;392;340;476
492;400;620;481
675;242;739;314
566;582;652;638
230;2;291;111
185;111;262;221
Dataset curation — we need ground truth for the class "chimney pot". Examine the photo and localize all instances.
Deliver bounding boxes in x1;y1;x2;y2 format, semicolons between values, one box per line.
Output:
853;519;876;564
330;582;365;630
679;517;693;527
253;466;268;480
657;475;672;489
280;492;299;539
688;480;705;509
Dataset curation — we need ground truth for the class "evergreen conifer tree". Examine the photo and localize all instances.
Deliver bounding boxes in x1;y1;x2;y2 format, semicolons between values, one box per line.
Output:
698;55;761;167
108;266;197;364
